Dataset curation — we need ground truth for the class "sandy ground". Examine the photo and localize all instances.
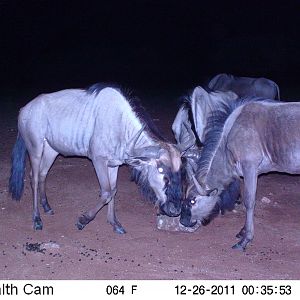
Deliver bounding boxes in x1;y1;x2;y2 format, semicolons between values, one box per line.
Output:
0;92;299;280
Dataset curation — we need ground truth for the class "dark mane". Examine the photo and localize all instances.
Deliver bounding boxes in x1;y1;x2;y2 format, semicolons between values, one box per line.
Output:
85;82;121;96
196;96;273;177
128;96;167;142
86;82;167;142
131;168;158;203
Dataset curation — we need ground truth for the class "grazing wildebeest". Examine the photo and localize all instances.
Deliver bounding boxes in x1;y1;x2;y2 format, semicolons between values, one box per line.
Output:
180;97;300;250
172;86;241;218
9;84;183;232
208;73;280;100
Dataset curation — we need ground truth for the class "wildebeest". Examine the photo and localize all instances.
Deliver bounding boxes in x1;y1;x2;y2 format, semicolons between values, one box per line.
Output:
172;86;241;219
9;84;183;232
180;97;300;250
208;73;280;100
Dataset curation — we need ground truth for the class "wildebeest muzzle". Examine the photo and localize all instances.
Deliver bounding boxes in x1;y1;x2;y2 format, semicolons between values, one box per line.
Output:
159;199;181;217
179;202;197;227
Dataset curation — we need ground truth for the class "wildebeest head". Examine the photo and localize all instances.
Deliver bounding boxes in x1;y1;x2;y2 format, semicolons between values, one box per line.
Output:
180;176;220;227
180;175;240;227
126;128;183;217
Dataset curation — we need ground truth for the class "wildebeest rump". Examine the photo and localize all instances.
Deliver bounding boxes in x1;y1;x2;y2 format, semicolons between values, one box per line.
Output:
180;97;300;250
208;73;280;100
9;84;183;232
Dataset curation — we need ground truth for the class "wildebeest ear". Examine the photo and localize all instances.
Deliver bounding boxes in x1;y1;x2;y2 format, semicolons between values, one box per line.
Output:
192;86;208;99
207;188;218;197
175;122;197;154
190;86;209;142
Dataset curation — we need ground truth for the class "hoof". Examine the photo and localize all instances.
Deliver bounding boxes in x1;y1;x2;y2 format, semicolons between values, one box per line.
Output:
76;222;85;230
113;225;126;234
45;208;54;215
76;214;91;230
42;202;54;215
33;219;43;230
232;243;245;251
232;237;251;251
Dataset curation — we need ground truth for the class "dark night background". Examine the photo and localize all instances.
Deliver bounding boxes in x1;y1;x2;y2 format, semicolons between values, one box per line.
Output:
0;0;300;100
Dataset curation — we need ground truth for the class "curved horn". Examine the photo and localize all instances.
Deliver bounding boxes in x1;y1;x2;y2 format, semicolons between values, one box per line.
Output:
127;125;161;159
132;146;162;159
192;175;206;195
127;124;146;156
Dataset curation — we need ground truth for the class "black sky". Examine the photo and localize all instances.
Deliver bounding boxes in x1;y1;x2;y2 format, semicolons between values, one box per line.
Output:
0;0;299;94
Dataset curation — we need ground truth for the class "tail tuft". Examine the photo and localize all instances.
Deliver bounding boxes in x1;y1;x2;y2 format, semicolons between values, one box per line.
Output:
219;178;241;214
9;133;27;200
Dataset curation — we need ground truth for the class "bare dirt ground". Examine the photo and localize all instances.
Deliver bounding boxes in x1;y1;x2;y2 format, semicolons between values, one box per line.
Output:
0;92;299;280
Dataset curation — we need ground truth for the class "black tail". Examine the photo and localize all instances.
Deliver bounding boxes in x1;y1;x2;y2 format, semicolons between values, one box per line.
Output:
219;178;241;214
201;178;241;226
9;133;27;200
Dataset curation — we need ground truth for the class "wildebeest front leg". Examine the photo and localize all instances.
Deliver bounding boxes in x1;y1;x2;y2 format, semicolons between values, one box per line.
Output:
76;158;119;231
107;166;126;234
235;226;246;239
232;164;257;250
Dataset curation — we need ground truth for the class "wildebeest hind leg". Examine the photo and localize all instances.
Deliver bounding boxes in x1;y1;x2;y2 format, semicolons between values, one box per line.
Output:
232;164;257;250
29;153;43;230
38;143;58;215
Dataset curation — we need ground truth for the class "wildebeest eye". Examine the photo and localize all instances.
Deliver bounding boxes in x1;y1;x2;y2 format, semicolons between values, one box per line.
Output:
190;198;196;205
158;167;164;173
